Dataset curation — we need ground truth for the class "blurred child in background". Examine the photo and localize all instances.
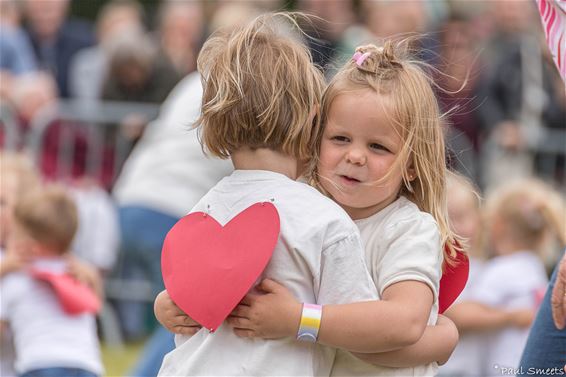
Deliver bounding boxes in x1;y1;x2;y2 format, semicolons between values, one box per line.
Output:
440;173;535;377
0;185;103;377
0;152;40;377
472;179;565;375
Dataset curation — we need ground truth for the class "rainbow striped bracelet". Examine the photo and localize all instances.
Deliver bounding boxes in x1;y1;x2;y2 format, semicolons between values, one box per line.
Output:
296;303;322;342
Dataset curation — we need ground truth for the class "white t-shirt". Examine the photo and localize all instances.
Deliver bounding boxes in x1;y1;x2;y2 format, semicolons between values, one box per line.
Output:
331;196;443;377
0;259;103;375
438;257;486;377
70;185;119;271
470;251;548;377
0;250;17;377
158;170;378;376
113;72;233;218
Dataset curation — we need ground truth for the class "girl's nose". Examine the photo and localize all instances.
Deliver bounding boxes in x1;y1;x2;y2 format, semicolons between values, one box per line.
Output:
345;148;366;165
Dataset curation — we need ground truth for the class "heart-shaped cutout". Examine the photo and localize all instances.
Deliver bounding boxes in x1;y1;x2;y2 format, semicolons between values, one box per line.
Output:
439;245;469;313
161;202;280;331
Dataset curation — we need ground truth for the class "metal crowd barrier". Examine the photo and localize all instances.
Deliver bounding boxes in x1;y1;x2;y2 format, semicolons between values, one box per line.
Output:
25;99;161;186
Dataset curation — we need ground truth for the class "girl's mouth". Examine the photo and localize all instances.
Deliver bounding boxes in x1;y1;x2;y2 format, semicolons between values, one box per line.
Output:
339;175;361;185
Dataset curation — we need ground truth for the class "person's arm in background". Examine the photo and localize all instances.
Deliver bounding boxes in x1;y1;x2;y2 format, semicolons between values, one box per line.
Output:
444;301;535;334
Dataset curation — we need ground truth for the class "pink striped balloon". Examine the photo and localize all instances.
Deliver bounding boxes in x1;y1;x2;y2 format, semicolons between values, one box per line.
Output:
537;0;566;81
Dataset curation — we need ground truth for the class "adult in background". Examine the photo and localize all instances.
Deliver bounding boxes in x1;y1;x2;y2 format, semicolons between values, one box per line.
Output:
518;1;566;374
22;0;95;98
111;72;232;375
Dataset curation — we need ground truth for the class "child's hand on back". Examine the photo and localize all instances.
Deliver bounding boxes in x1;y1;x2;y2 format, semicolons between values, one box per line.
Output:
227;279;302;339
0;248;32;277
154;290;202;336
66;256;104;299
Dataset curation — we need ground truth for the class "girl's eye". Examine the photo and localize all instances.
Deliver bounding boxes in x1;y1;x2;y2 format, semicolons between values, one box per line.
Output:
331;136;350;143
370;143;390;152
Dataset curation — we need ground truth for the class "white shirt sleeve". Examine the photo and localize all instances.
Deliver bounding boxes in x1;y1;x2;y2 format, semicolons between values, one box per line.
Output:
376;215;443;300
0;276;19;321
317;233;378;305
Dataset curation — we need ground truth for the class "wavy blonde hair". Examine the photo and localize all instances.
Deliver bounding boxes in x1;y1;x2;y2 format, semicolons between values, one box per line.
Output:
196;12;325;161
308;39;461;264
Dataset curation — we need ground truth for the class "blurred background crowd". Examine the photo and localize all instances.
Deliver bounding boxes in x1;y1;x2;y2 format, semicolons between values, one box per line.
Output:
0;0;564;376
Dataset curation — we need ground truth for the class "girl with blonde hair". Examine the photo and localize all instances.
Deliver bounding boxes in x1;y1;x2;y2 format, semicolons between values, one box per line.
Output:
157;38;462;375
441;173;536;377
471;179;565;375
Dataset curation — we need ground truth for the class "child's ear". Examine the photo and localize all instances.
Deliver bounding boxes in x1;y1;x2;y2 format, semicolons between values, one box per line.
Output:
406;162;417;182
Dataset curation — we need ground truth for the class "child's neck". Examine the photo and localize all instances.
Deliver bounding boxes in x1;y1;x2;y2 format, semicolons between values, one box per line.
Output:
231;148;300;180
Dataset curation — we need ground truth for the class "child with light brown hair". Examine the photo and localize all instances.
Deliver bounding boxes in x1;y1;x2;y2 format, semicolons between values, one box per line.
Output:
157;36;463;376
470;179;565;375
0;152;40;377
0;152;40;277
0;185;103;377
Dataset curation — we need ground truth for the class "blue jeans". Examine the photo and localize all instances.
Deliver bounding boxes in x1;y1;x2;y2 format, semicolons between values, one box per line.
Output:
518;250;566;376
114;206;179;340
20;368;98;377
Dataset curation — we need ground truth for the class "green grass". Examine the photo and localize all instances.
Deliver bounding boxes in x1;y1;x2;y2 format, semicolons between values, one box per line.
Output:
101;341;145;377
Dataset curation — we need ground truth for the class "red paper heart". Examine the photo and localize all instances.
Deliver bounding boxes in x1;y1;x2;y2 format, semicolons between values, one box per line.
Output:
161;202;280;332
30;269;101;315
438;245;469;313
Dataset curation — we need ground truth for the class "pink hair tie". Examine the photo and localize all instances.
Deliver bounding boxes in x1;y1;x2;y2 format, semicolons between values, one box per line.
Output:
352;51;370;67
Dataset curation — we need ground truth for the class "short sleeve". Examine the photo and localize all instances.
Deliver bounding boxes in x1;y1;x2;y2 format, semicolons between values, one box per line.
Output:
317;233;378;305
376;215;443;301
0;275;18;321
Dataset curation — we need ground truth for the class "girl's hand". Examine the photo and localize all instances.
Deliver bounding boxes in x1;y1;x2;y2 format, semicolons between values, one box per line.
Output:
227;279;302;339
434;315;459;365
154;290;202;336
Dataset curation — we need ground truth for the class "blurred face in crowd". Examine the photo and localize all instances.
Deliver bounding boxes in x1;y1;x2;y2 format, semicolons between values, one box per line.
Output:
492;0;535;34
363;0;426;38
298;0;354;40
160;2;204;49
12;74;58;124
447;183;481;255
97;5;143;44
24;0;70;40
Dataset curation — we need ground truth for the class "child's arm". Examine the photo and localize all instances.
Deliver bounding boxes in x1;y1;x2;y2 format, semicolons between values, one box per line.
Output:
154;290;202;335
444;301;535;333
66;256;104;300
157;282;452;367
0;248;32;278
351;314;459;367
229;278;434;353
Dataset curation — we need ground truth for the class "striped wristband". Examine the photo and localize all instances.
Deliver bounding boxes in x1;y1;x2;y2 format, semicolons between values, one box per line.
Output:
296;303;322;342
